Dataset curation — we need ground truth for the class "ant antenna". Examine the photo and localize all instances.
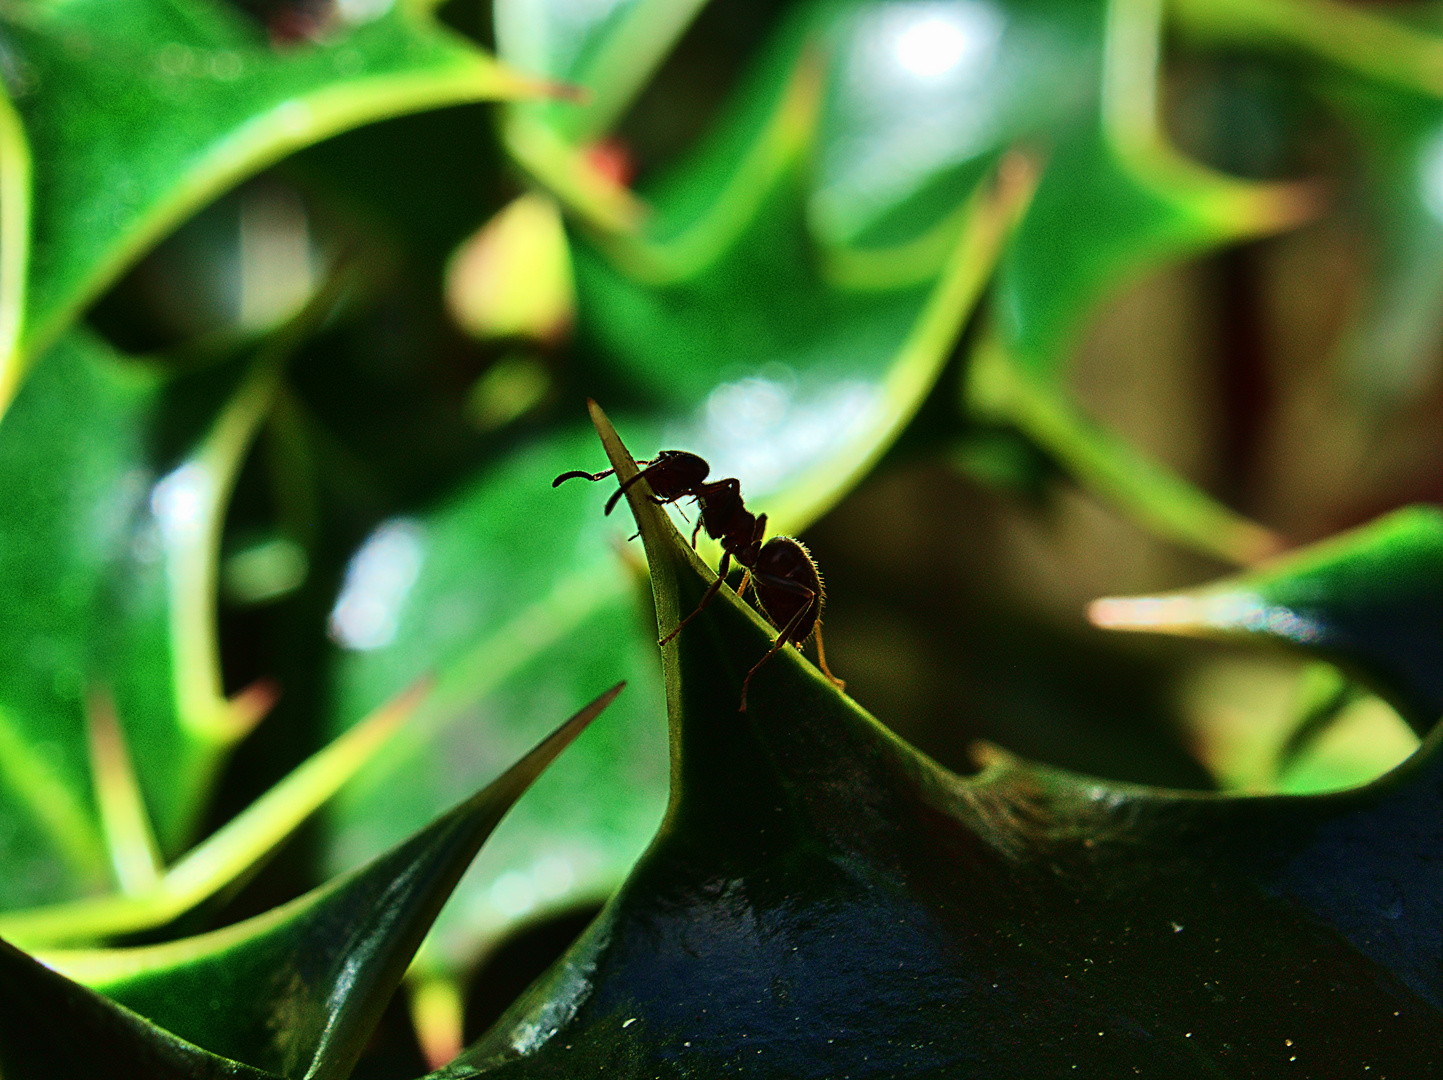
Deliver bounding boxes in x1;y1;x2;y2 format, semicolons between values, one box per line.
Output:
553;467;616;488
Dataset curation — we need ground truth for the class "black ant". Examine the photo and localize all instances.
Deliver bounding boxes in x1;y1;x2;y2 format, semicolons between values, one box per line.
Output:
556;451;844;711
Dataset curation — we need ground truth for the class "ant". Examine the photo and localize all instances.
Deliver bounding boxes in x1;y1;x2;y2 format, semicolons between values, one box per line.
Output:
555;451;844;711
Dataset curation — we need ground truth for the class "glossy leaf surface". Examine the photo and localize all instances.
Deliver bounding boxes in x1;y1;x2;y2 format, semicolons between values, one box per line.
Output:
0;938;280;1080
431;409;1443;1078
514;0;1302;566
0;0;537;408
0;680;422;949
320;155;1028;972
1092;505;1443;736
42;687;617;1080
0;327;286;913
0;331;153;908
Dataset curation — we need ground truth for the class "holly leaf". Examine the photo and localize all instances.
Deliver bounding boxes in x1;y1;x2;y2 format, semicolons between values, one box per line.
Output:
319;151;1028;979
959;0;1312;565
496;0;709;142
0;938;280;1080
1174;0;1443;100
0;679;424;949
1091;505;1443;737
965;328;1287;564
38;687;616;1080
1319;77;1443;400
0;0;541;411
430;405;1443;1078
543;0;1302;565
0;309;358;918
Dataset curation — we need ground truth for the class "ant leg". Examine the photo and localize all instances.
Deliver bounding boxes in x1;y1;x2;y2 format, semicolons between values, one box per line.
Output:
811;621;845;691
690;516;705;549
553;466;616;488
739;598;814;713
659;551;731;646
737;569;752;600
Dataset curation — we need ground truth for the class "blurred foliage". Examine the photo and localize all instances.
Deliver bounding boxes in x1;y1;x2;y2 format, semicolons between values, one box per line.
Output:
2;0;1443;1074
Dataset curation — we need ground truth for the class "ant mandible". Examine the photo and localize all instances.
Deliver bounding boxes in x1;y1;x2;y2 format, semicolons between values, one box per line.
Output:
555;450;845;711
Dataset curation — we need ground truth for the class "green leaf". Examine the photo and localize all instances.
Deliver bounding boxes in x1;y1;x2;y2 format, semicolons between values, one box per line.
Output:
497;0;709;141
319;151;1028;974
0;0;540;412
39;686;617;1080
0;303;380;923
590;30;823;286
0;83;32;377
495;0;716;229
1321;78;1443;400
320;3;1036;976
1174;0;1443;98
0;938;280;1080
1090;506;1443;736
433;407;1443;1078
320;424;669;976
0;328;276;901
534;0;1296;566
0;330;164;908
960;0;1310;565
1175;656;1418;795
0;679;423;948
965;329;1286;564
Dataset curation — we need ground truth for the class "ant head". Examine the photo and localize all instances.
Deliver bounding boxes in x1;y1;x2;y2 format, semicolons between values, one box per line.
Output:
649;451;711;491
605;449;714;514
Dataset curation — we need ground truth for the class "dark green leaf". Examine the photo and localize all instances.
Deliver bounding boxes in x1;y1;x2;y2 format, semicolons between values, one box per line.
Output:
321;423;671;974
958;0;1311;564
430;410;1443;1077
0;937;281;1080
965;329;1286;564
0;678;424;948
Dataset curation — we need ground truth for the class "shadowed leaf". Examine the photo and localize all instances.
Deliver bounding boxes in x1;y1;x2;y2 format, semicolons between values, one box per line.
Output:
0;938;281;1080
0;678;425;948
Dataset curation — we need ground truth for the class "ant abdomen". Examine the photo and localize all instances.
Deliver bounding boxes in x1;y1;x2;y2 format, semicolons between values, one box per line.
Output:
751;536;824;646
